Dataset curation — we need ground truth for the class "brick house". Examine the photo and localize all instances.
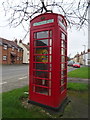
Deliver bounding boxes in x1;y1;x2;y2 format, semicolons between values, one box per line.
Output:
0;38;23;64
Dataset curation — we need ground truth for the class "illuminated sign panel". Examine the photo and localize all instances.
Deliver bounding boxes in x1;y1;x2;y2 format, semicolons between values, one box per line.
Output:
33;19;54;26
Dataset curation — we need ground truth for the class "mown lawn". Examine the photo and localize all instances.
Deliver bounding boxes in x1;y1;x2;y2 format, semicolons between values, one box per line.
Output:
2;82;88;118
2;86;50;118
67;83;88;91
68;67;90;79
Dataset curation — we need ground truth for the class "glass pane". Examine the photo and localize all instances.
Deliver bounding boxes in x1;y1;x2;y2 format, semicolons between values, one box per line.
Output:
61;78;65;85
61;86;65;92
61;40;65;48
33;78;49;87
49;55;52;63
35;86;48;95
49;72;52;79
61;64;65;70
34;47;48;54
49;47;52;54
35;31;49;39
34;55;48;62
49;88;51;96
61;33;65;40
50;39;52;46
49;64;52;71
34;63;48;70
61;70;65;77
50;30;52;37
34;71;48;78
61;48;65;55
61;56;65;62
34;39;48;46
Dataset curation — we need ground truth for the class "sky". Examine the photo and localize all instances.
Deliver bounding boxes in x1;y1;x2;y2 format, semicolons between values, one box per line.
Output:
0;0;88;58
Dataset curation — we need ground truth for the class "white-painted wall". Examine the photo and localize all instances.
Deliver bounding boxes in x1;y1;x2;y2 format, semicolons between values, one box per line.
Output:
18;42;29;64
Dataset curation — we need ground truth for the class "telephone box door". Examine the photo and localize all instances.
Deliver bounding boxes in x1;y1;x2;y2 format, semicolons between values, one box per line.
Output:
30;27;54;106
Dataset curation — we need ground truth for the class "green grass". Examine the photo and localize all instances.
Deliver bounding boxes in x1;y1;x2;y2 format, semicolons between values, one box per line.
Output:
67;83;88;91
68;67;90;79
2;86;50;118
2;82;88;118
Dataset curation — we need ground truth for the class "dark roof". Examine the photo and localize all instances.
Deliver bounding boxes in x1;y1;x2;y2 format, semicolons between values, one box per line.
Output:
0;37;23;49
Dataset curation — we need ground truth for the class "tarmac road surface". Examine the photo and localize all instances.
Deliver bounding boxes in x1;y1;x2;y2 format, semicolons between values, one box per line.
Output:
1;64;29;93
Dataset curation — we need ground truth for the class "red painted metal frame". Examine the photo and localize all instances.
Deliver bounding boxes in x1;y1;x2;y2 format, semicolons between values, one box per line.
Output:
29;13;67;108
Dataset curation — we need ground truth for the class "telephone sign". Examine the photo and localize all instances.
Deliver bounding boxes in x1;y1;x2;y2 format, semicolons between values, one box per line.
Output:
28;13;67;110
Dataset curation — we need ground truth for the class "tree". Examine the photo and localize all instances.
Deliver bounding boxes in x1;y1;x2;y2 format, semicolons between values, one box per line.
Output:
2;0;90;39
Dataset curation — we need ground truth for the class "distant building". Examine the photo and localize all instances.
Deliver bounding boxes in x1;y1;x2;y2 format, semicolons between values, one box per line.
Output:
16;39;29;64
0;38;23;64
72;49;90;66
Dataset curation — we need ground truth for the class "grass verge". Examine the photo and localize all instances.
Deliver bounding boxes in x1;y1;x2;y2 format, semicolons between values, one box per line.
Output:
68;67;90;79
2;86;50;118
67;83;88;91
2;83;88;118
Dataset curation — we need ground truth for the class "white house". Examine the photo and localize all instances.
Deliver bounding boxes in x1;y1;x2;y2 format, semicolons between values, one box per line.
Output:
85;52;90;66
15;39;29;64
72;49;90;66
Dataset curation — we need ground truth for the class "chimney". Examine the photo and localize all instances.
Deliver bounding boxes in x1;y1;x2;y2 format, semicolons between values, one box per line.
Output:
88;49;90;52
19;39;22;43
15;39;17;44
27;42;29;45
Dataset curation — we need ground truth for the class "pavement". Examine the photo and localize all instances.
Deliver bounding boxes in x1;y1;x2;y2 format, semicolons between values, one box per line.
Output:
67;77;89;84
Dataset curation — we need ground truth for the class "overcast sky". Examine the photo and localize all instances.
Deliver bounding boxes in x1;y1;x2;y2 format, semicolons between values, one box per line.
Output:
0;0;88;58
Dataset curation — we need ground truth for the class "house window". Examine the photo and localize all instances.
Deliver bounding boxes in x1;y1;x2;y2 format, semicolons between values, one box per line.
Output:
3;56;7;60
17;57;19;60
3;45;7;50
18;49;20;52
12;47;14;51
20;57;22;61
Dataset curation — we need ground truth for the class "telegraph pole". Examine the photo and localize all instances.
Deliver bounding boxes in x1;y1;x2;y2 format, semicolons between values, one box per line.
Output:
88;0;90;49
88;0;90;66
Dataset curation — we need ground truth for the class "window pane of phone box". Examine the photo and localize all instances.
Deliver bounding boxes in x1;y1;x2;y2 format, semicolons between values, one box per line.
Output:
34;63;48;70
34;31;49;39
33;86;49;95
34;39;48;46
33;78;49;87
34;55;48;62
34;71;49;78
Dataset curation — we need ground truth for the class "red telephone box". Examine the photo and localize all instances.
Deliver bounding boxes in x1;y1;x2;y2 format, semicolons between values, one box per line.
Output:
29;13;67;110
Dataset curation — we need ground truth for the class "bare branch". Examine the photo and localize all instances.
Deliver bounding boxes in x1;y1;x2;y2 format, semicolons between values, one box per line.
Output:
1;0;89;39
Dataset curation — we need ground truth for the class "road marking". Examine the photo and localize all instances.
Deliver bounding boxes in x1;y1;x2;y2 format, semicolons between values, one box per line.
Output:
19;76;27;80
0;82;7;85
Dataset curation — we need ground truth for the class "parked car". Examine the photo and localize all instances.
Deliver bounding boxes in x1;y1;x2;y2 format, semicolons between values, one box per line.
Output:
67;61;75;66
73;62;80;68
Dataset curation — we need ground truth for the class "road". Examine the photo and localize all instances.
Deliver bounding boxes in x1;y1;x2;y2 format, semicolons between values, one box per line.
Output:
67;66;79;72
1;65;29;92
0;65;79;93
